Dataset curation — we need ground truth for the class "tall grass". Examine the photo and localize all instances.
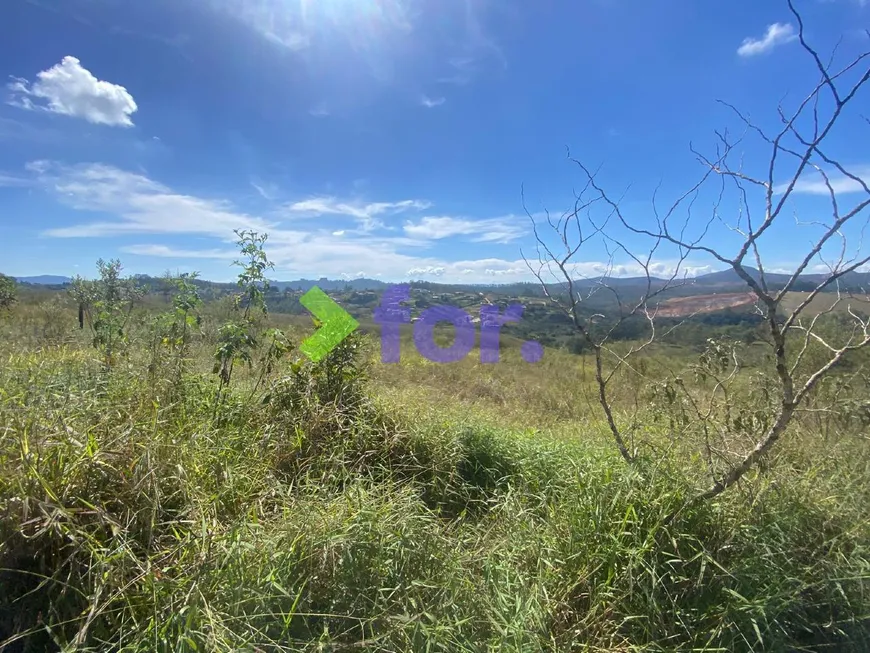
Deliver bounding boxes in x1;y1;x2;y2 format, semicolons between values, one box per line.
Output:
0;302;867;651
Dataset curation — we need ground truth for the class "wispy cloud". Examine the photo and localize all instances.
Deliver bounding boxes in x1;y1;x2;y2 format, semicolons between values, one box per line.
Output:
408;266;445;277
8;56;137;126
263;31;310;50
420;95;446;108
25;161;716;283
120;244;237;259
438;49;505;86
34;162;272;237
407;258;715;282
403;216;525;243
443;0;508;85
108;25;191;59
0;173;31;187
211;0;309;50
774;166;870;195
552;260;715;281
210;0;412;53
250;178;279;200
283;196;431;220
0;116;64;144
23;0;92;26
737;23;797;57
438;57;477;85
282;196;435;237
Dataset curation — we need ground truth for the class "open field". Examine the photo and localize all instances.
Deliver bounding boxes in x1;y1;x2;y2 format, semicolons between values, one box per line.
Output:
4;0;870;649
0;281;868;652
656;292;757;318
778;290;870;319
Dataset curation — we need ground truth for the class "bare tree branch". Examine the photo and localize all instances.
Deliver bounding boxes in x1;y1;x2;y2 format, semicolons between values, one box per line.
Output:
526;1;870;502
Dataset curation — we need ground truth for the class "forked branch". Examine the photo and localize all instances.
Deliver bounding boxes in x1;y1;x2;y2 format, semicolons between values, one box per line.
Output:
523;1;870;500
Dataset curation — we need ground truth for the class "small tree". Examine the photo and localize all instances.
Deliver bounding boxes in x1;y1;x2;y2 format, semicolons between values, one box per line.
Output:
0;274;16;311
213;230;291;405
69;260;145;367
524;0;870;502
149;272;203;387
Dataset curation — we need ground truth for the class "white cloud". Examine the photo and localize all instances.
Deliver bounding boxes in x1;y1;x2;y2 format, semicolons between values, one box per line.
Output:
250;179;278;200
25;160;52;174
282;196;432;234
420;95;446;108
8;56;137;126
439;57;478;85
284;196;431;220
520;258;715;283
332;230;346;236
408;266;446;277
737;23;797;57
264;30;310;50
33;162;273;237
0;173;31;187
23;161;449;278
485;267;526;276
26;160;719;284
774;166;870;195
809;262;870;274
120;244;236;259
403;216;525;243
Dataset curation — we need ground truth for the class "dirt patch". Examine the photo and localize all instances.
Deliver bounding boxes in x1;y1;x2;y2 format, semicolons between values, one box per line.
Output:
655;292;756;317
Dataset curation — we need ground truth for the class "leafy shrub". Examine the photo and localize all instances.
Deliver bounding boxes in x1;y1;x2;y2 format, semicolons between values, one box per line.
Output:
212;230;291;406
0;273;16;311
147;272;203;391
265;332;369;417
69;259;144;367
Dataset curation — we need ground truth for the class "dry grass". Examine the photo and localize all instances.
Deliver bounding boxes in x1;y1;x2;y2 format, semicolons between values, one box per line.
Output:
0;301;867;651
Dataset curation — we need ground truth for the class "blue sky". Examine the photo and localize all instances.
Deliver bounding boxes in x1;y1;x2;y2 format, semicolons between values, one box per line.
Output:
1;0;868;283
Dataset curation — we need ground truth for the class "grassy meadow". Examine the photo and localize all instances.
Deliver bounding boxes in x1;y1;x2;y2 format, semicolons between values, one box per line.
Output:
0;286;868;652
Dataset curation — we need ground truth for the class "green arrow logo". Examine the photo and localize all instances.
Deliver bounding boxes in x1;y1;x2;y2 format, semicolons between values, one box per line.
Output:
299;286;359;362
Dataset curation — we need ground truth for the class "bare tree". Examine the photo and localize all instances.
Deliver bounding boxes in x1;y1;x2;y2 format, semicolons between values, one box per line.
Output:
523;1;870;500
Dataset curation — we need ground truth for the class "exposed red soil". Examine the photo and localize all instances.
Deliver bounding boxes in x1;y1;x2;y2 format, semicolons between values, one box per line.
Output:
655;292;756;317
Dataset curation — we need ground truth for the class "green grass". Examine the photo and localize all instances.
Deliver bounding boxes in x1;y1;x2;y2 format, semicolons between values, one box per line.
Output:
0;302;868;651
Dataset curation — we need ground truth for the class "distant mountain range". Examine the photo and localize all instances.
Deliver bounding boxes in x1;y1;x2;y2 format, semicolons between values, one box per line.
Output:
568;267;870;292
268;278;390;292
12;268;869;294
15;275;73;285
12;275;390;290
